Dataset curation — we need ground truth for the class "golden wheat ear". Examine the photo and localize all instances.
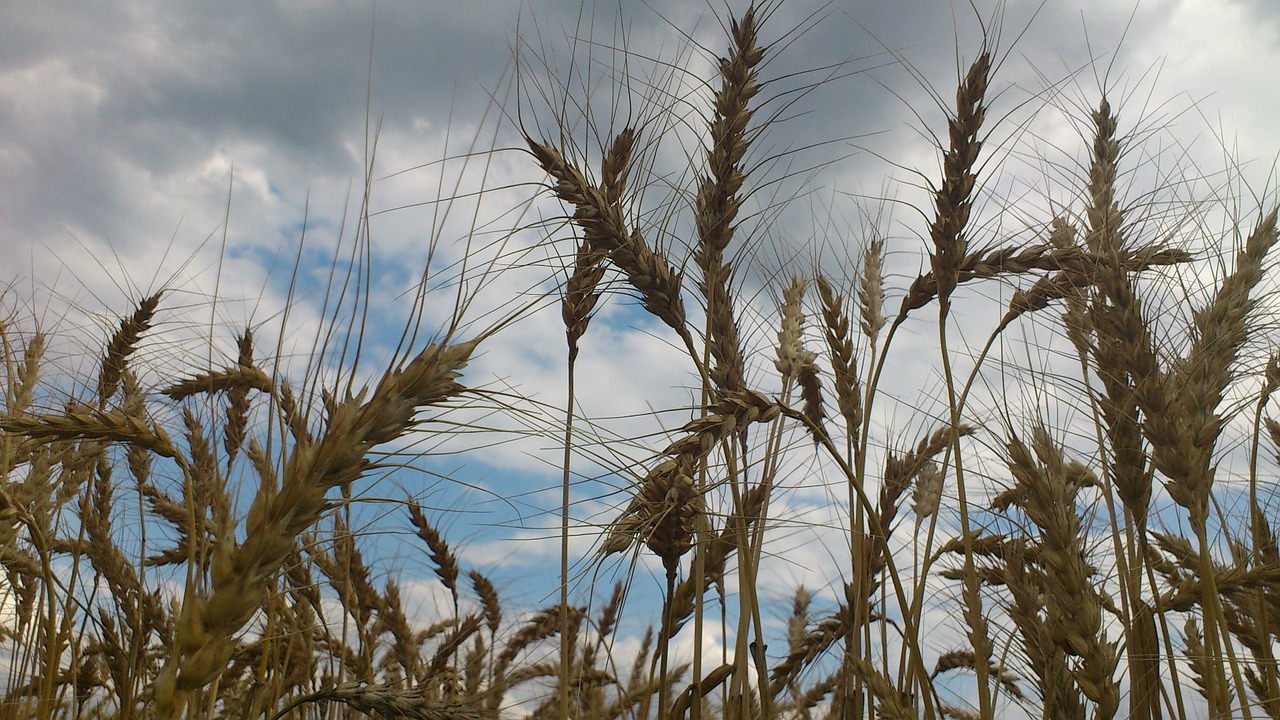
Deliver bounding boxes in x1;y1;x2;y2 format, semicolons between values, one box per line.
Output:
98;291;163;404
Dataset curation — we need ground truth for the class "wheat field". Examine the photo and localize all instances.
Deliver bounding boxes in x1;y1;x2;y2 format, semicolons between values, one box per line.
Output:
3;2;1280;719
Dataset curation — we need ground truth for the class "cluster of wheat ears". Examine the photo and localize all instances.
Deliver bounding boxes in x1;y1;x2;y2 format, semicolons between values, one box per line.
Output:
3;3;1280;719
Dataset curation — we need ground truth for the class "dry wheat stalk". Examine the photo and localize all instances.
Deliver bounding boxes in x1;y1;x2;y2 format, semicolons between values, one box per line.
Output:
1128;600;1164;720
672;663;735;717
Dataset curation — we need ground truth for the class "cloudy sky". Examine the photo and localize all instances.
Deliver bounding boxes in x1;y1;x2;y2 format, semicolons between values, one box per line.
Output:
3;0;1280;704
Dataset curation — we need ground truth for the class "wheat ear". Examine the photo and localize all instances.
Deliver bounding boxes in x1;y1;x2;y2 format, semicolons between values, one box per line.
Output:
527;139;692;349
98;291;163;403
151;339;475;719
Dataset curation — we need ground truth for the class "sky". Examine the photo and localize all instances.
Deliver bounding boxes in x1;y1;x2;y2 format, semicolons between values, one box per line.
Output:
3;0;1280;712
